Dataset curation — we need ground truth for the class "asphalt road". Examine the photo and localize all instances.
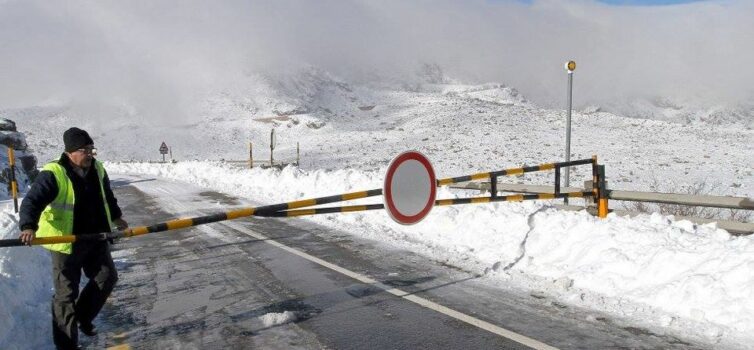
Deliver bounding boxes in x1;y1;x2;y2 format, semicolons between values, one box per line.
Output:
83;177;708;349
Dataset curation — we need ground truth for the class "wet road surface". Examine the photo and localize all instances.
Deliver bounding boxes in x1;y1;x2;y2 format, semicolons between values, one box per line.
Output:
83;177;709;349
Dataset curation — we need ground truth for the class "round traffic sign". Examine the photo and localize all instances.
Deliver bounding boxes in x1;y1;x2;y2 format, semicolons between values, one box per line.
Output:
383;151;436;225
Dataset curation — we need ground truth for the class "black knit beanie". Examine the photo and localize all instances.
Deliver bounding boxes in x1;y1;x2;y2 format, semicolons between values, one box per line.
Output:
63;127;94;152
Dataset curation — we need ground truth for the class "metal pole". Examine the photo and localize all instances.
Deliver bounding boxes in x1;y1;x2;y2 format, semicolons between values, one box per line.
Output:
296;142;300;166
249;142;253;169
564;60;576;204
270;129;274;166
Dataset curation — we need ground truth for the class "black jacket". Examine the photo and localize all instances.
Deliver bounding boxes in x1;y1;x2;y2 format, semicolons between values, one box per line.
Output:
19;154;122;235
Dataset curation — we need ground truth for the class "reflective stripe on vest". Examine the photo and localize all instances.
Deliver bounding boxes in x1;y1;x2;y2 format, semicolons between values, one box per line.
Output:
36;160;113;254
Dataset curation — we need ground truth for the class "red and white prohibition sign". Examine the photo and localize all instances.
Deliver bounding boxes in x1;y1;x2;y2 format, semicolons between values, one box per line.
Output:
383;151;437;225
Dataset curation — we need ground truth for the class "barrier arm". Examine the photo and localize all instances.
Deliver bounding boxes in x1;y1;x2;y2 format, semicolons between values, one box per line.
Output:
0;158;597;248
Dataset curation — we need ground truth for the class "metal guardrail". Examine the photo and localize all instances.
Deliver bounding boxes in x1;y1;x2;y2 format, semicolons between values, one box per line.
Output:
450;181;754;235
607;190;753;210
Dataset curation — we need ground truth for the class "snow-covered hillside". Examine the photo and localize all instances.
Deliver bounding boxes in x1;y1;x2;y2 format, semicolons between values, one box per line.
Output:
4;68;752;199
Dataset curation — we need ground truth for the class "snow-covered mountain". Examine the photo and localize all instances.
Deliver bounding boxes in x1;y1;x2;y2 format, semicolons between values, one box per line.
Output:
3;66;751;198
592;97;754;129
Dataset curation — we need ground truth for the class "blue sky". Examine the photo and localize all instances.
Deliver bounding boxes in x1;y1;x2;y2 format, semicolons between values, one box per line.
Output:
512;0;708;5
598;0;706;5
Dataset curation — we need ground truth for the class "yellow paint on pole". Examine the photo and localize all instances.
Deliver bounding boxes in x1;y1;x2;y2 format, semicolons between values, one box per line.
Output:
470;173;490;181
538;163;555;171
342;191;371;201
343;205;368;213
166;218;194;230
125;226;150;237
288;198;318;209
32;236;77;245
599;198;609;218
437;178;453;186
287;209;316;217
227;208;255;220
508;195;525;202
470;197;490;204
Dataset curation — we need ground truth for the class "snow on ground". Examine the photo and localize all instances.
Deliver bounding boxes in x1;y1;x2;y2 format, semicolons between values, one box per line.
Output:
259;311;298;329
0;204;51;350
100;161;754;348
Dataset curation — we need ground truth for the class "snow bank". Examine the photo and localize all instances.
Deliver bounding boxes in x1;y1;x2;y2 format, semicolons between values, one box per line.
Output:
106;161;754;346
0;205;51;350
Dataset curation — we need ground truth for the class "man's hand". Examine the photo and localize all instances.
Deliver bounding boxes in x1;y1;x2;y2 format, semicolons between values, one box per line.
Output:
19;229;36;246
113;218;128;231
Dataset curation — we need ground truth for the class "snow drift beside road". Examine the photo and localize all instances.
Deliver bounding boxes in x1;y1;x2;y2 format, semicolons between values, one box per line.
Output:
0;206;51;350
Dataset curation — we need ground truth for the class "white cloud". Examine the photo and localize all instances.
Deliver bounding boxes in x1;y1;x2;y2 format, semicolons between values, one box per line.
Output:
0;0;751;117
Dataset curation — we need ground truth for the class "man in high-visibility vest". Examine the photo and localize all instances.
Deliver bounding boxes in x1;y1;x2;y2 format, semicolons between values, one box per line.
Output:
18;127;128;350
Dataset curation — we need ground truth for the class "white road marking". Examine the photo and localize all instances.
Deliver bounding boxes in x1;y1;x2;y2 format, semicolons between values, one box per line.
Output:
221;220;559;350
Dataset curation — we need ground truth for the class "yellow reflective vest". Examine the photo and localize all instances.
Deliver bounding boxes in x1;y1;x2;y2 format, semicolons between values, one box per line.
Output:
35;160;113;254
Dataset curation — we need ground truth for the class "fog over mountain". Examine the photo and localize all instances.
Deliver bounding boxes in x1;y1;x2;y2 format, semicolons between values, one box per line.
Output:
1;0;752;124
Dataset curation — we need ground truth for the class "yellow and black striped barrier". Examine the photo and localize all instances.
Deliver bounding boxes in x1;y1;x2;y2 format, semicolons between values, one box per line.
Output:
436;158;594;186
257;191;594;218
0;188;385;247
0;157;607;248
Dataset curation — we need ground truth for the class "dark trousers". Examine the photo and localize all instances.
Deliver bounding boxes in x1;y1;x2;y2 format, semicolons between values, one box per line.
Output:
50;241;118;350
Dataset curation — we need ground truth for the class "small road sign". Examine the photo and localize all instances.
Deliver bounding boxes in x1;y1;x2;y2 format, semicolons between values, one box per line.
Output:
159;142;169;155
383;151;436;225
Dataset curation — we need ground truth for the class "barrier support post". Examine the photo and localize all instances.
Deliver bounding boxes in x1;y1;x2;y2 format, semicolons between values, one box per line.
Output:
554;166;561;197
490;175;498;199
598;164;608;218
297;142;300;166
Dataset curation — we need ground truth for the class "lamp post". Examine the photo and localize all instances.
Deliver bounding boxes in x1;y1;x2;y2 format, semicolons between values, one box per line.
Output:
564;60;576;203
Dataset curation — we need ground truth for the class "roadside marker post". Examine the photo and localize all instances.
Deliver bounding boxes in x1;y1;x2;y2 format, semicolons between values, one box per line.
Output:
7;147;19;213
270;129;276;166
249;142;253;169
